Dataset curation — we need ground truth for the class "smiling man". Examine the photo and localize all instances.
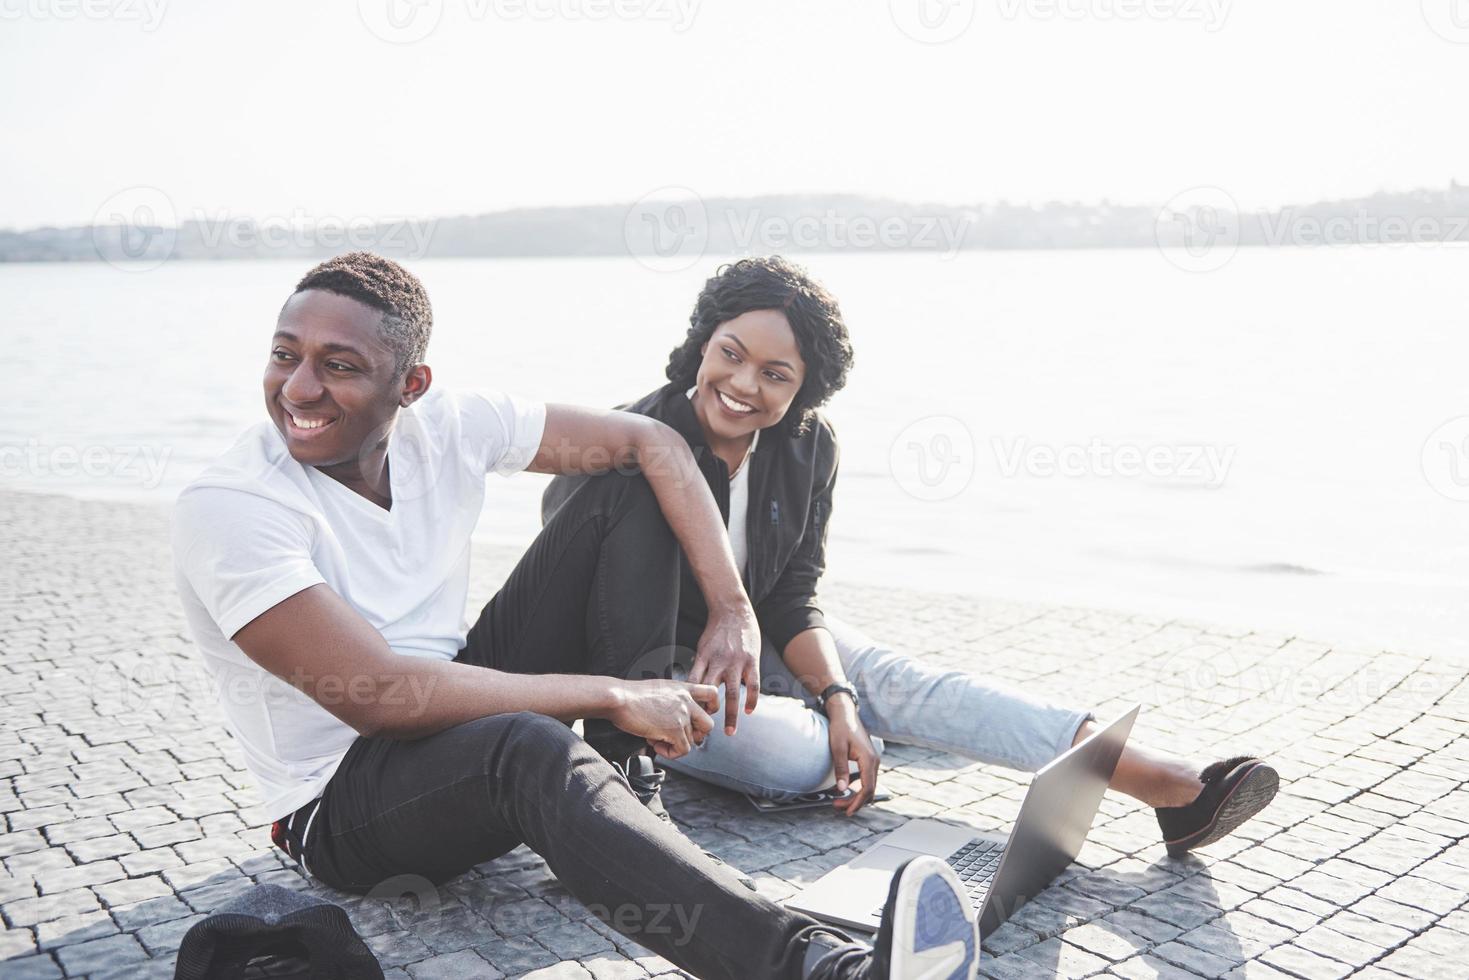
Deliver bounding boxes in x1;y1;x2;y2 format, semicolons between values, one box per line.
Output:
169;252;979;980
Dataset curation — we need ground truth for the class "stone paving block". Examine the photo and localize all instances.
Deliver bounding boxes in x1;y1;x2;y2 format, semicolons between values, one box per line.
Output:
1375;941;1469;980
523;963;595;979
406;947;504;979
110;894;193;931
136;912;205;955
1106;952;1203;979
0;954;64;980
476;935;562;975
582;953;651;979
3;888;102;927
1258;942;1352;980
33;907;118;951
1060;920;1144;962
53;932;147;975
1375;874;1464;916
0;925;39;959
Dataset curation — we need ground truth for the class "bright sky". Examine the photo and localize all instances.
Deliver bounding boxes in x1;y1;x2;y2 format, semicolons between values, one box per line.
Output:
1;0;1464;230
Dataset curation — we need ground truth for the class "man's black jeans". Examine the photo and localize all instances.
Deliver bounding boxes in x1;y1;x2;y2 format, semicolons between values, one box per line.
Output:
300;473;834;980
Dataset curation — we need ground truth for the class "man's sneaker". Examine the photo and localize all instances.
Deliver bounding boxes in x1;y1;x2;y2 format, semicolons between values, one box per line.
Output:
1157;756;1279;857
614;754;758;892
804;856;979;980
618;752;670;819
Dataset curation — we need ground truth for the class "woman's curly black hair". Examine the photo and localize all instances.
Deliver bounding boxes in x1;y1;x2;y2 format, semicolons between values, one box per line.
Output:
665;256;854;438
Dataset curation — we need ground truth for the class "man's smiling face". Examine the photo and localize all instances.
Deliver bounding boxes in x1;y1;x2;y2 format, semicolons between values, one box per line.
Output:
264;289;409;469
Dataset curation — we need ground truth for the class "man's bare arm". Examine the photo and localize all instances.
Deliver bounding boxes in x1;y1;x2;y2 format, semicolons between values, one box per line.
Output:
526;404;761;733
232;583;718;755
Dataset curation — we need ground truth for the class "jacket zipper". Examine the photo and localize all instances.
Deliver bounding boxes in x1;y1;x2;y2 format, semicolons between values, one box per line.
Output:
770;499;780;576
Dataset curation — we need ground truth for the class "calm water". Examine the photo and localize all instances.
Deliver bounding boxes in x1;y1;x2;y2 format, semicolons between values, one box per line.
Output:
3;249;1466;660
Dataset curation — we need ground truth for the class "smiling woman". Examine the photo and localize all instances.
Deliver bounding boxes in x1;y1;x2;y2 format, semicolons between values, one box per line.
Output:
265;254;437;509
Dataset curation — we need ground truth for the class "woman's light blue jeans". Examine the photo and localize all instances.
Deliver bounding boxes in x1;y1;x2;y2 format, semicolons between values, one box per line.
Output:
663;615;1093;800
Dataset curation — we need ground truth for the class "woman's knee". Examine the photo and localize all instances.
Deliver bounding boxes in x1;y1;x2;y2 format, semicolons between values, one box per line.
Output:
666;696;842;797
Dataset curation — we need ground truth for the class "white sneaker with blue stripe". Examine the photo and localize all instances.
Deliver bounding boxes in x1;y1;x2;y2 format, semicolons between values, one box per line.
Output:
805;855;981;980
877;855;980;980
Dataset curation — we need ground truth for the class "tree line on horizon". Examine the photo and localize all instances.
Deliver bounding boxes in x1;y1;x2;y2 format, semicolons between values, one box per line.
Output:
2;183;1466;264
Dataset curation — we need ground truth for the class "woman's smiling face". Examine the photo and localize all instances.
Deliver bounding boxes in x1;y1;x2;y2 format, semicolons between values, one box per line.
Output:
691;309;806;446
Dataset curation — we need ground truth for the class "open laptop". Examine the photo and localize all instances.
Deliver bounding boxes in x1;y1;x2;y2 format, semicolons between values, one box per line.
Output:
786;704;1138;936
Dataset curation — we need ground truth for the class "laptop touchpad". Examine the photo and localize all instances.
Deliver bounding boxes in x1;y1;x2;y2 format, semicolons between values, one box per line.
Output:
849;844;931;872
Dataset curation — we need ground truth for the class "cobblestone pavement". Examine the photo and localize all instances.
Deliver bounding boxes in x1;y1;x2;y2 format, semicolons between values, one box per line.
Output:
2;490;1467;979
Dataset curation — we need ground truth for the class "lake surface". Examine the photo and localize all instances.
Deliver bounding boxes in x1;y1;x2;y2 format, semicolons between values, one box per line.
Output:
3;248;1466;660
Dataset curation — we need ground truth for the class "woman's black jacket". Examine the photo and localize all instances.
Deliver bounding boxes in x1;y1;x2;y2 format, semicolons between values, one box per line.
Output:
540;382;837;655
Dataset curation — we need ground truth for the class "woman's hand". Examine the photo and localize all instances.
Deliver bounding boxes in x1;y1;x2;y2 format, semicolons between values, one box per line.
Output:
606;678;720;759
689;602;761;735
827;697;880;815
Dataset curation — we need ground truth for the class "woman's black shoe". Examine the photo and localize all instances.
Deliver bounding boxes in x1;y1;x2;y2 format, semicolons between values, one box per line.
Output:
1156;756;1279;857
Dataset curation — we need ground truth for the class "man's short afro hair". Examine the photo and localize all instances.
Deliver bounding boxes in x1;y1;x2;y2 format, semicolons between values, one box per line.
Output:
292;251;432;378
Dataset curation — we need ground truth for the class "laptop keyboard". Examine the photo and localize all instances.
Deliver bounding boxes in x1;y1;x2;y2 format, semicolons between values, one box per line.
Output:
871;839;1003;918
946;839;1003;900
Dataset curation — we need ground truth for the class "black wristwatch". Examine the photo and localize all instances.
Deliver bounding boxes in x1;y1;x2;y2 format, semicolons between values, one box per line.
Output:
818;682;860;715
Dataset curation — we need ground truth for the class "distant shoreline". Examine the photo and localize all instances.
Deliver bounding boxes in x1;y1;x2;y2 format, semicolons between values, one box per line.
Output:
4;183;1467;264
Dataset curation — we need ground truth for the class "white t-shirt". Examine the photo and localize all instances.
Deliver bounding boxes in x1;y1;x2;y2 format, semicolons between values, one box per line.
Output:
171;388;546;821
726;430;758;576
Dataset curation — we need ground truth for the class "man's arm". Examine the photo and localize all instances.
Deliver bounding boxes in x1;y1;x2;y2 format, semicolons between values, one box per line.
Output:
526;404;761;734
232;583;719;757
